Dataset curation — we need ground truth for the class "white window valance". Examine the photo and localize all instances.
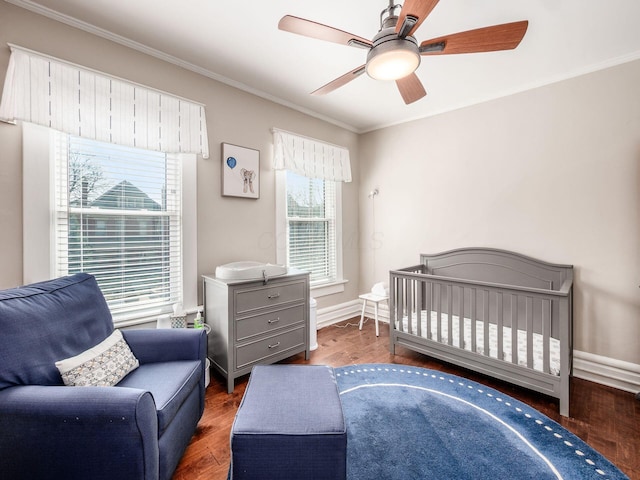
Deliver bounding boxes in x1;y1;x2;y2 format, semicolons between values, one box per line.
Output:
0;45;209;158
272;128;352;182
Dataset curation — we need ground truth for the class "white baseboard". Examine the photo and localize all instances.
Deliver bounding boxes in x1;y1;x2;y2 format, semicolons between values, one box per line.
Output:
317;298;391;329
573;350;640;395
317;300;640;397
316;300;361;329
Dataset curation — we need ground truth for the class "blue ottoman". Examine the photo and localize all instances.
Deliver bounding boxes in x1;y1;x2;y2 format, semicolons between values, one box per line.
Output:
230;365;347;480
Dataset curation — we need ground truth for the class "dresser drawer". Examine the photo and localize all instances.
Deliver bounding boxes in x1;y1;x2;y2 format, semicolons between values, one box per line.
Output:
235;281;305;315
235;327;305;369
236;304;305;341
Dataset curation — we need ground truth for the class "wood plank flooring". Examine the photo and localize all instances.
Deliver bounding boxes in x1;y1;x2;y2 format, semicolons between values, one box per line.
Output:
173;318;640;480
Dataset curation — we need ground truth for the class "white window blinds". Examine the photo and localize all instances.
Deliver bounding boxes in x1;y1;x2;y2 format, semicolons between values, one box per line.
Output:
273;129;352;182
53;133;184;324
284;171;338;285
0;45;209;158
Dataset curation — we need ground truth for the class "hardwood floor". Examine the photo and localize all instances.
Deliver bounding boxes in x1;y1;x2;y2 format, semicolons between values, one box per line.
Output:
173;318;640;480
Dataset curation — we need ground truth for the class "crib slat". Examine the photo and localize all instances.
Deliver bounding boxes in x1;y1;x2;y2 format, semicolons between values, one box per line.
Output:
426;279;432;340
436;283;442;343
497;292;504;360
447;284;453;346
511;294;518;367
411;280;422;335
407;278;414;335
396;278;402;332
543;298;551;374
470;288;477;354
457;286;464;349
526;296;534;369
403;278;409;334
483;290;490;357
416;278;423;338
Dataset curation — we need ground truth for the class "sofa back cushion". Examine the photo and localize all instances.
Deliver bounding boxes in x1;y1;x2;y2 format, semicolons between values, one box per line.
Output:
0;273;114;390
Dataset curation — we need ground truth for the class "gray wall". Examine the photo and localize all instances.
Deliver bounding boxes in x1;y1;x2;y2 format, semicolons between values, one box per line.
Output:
359;59;640;365
0;2;361;310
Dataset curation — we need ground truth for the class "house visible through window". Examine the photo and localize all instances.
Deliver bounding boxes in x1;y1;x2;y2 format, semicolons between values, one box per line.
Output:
281;170;339;286
53;134;183;324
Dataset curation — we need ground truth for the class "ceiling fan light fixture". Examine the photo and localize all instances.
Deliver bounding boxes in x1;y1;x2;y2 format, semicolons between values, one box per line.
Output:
367;47;420;80
366;32;420;81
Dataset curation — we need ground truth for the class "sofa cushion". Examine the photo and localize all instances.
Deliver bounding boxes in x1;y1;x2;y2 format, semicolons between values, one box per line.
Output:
0;273;114;390
55;329;140;386
116;360;202;434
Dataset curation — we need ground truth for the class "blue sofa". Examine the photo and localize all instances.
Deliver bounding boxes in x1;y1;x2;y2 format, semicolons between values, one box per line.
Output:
0;273;207;480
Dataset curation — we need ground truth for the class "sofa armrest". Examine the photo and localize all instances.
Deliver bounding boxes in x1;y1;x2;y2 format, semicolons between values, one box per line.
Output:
122;328;206;364
0;385;159;480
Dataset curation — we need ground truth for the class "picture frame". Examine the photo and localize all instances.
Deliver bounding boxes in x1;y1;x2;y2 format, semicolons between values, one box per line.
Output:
221;143;260;199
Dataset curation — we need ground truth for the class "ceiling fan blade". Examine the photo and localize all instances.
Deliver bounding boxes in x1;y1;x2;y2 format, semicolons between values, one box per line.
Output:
396;0;440;37
420;20;529;55
396;73;427;104
311;65;366;96
279;15;372;48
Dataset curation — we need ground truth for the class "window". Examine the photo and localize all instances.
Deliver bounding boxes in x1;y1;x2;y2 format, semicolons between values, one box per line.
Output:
23;123;197;327
285;171;337;284
54;134;183;323
272;129;351;297
276;170;344;294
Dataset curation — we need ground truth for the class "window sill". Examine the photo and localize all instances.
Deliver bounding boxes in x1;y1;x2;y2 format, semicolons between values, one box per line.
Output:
310;279;348;298
115;305;202;329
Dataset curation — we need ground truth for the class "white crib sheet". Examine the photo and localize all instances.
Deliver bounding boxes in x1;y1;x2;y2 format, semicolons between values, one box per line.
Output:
397;310;560;376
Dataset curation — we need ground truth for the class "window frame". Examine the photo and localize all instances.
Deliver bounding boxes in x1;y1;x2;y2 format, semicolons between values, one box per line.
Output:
275;169;346;297
22;122;197;327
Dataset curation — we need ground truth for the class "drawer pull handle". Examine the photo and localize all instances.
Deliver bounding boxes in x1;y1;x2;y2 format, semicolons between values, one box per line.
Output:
267;293;280;299
268;317;280;324
268;341;281;349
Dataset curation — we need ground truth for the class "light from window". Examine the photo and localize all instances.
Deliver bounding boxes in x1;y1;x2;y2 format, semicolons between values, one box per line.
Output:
285;171;337;285
54;134;182;323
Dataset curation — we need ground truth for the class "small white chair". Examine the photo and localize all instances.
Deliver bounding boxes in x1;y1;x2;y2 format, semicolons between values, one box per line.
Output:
358;292;389;337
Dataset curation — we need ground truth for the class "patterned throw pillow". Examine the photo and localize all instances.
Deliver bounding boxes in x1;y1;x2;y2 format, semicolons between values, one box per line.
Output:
55;329;139;386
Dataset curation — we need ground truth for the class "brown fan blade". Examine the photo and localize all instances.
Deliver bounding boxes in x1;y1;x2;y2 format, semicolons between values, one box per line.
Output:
311;65;366;96
396;0;440;37
396;73;427;104
279;15;372;48
420;21;528;55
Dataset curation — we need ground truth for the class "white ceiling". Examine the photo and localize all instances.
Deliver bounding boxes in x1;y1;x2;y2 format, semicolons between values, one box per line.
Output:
8;0;640;133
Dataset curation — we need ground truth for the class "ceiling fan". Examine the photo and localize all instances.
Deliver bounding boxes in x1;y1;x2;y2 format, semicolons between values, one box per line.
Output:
278;0;528;104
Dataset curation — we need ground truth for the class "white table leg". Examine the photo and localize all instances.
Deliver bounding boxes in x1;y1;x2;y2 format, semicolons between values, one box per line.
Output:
374;301;379;337
359;299;367;330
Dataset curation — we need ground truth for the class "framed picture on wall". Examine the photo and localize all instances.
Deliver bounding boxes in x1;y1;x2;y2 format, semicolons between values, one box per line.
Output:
221;143;260;199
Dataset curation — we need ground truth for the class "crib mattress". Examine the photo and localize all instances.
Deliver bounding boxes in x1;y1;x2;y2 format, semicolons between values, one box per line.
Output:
397;311;560;376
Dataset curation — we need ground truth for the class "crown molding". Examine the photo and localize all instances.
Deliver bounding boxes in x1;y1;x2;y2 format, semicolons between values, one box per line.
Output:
4;0;359;133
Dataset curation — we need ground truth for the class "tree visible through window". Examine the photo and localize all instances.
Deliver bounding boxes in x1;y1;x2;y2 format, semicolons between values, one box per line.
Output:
55;134;182;323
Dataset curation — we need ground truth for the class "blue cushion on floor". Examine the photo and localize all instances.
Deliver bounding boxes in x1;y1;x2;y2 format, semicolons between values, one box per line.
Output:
117;360;201;434
231;365;347;480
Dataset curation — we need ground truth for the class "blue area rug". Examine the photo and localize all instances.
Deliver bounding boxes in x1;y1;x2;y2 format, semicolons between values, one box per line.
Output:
335;364;628;480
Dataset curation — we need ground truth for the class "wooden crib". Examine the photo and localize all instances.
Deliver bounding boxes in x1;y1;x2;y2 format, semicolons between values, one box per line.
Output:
389;248;573;416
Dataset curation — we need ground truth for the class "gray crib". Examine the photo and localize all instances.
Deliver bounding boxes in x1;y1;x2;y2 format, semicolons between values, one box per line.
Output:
389;248;573;416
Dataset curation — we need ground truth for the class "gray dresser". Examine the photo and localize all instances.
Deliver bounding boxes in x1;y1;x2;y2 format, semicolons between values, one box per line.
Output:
203;270;310;393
